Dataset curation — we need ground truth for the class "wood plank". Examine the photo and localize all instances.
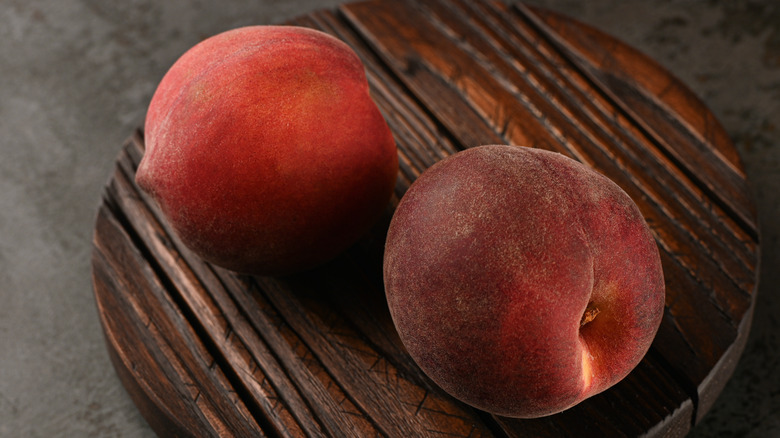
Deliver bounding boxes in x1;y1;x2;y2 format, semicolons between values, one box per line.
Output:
92;204;266;437
519;4;757;236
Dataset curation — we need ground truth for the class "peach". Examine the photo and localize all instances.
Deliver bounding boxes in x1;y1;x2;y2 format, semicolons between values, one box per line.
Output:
136;26;398;275
383;145;665;418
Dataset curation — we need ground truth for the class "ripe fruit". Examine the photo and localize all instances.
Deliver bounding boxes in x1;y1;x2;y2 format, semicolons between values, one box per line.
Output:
383;145;665;418
137;26;398;275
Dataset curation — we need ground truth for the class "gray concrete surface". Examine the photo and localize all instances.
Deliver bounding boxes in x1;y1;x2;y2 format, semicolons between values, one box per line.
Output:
0;0;777;436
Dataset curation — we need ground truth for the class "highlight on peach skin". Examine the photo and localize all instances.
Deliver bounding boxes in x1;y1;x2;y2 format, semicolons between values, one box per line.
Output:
136;25;398;276
383;145;666;418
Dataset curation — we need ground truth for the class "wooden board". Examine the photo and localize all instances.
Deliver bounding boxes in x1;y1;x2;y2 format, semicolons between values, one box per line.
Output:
91;0;759;436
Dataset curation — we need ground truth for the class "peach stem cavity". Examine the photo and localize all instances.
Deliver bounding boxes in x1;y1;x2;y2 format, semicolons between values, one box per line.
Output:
580;302;600;328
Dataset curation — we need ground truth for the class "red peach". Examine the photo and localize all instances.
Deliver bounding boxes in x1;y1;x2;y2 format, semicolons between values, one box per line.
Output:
383;145;665;418
136;26;398;275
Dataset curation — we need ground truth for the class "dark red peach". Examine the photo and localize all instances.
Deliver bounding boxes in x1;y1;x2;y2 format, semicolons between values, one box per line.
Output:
383;145;665;418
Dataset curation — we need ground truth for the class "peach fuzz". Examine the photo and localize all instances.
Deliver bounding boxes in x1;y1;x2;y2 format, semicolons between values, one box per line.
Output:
137;26;398;275
383;145;665;418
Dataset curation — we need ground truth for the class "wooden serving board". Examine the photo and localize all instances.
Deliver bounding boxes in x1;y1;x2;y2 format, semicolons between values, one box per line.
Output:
91;0;760;436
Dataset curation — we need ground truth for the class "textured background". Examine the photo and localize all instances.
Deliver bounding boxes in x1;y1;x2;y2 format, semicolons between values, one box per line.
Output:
1;0;777;436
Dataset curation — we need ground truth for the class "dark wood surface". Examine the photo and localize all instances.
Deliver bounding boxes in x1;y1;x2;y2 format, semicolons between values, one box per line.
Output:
91;0;759;436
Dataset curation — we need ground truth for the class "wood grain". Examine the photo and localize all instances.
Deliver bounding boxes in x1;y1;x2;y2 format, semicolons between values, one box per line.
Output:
91;0;759;436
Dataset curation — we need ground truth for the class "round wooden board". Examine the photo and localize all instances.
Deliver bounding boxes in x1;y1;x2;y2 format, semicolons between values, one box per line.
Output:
91;0;759;436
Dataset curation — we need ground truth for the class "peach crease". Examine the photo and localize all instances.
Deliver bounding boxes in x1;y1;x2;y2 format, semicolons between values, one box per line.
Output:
580;341;595;393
